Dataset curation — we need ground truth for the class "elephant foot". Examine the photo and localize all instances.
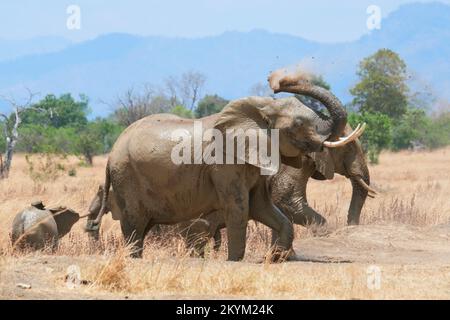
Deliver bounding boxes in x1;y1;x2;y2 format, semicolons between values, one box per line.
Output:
85;220;100;232
263;247;296;263
347;220;360;226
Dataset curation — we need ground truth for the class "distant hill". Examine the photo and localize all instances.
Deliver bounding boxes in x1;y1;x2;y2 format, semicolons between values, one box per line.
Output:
0;2;449;117
0;36;72;62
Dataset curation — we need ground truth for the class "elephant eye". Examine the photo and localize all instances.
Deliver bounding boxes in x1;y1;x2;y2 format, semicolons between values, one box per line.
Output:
295;118;303;126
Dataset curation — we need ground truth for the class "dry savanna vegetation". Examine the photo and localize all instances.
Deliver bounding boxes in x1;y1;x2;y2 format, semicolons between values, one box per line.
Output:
0;148;450;299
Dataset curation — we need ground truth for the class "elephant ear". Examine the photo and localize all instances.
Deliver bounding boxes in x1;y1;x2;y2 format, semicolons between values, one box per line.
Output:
310;148;335;180
214;97;280;174
51;208;80;237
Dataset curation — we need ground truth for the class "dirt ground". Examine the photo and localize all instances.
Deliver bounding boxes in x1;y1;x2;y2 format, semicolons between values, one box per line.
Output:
1;149;450;299
1;222;449;299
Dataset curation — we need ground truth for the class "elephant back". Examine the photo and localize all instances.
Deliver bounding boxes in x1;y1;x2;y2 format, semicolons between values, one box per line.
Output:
11;207;58;248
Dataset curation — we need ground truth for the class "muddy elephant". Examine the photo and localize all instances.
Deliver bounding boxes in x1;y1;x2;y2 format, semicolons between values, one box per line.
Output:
271;123;375;228
11;201;81;251
86;185;212;254
186;123;374;250
86;69;364;261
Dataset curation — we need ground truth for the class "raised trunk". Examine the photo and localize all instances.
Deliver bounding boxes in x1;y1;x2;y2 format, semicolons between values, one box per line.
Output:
273;83;347;140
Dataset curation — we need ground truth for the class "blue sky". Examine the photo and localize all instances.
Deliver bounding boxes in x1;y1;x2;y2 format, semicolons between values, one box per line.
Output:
1;0;449;43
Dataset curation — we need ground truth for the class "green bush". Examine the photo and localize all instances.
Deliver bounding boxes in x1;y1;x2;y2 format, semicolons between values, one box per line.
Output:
348;112;392;164
424;111;450;149
194;95;228;118
171;105;193;119
391;108;432;150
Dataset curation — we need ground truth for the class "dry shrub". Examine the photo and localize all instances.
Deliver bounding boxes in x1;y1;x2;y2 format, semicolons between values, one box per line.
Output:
93;244;132;291
25;153;68;182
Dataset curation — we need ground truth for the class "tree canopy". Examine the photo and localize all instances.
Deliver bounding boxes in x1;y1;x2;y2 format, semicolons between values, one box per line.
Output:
350;49;409;120
195;94;229;118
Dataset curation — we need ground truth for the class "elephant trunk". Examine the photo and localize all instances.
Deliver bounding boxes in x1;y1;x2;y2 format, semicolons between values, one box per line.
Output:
268;70;347;140
348;166;370;225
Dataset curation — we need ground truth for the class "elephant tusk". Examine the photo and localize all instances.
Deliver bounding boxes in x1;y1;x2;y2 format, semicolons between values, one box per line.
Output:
323;123;366;148
355;177;377;196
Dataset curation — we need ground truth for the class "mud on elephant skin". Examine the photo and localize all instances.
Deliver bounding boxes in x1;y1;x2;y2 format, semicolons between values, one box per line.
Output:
86;185;224;256
11;201;82;251
271;123;376;228
87;68;365;262
175;125;374;251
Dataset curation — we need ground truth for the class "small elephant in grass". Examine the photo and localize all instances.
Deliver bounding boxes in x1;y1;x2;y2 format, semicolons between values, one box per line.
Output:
11;201;83;251
86;186;213;255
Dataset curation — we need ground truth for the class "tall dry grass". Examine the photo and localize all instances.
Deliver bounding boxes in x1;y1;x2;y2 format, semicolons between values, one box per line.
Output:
1;148;449;298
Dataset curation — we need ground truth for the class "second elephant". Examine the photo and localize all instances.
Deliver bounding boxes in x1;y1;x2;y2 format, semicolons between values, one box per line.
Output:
179;123;375;249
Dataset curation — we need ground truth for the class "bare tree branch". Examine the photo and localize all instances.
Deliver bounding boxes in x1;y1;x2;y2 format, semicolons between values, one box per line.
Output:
113;84;172;126
0;89;40;178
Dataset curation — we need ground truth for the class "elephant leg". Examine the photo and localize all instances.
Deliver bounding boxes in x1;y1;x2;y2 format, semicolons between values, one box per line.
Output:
225;216;248;261
223;196;250;261
212;170;250;262
292;203;327;227
120;218;146;258
213;229;222;251
270;229;280;247
178;219;210;257
249;181;294;261
251;204;294;260
271;203;327;244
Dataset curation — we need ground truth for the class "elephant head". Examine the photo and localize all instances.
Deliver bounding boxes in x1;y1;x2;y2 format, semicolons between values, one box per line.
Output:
49;207;81;238
213;69;365;173
309;124;376;225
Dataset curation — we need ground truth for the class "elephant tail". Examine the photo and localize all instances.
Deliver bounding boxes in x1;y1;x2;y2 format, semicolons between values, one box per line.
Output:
93;161;111;226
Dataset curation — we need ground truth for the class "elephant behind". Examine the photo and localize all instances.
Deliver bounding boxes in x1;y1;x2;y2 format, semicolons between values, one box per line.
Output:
11;201;81;251
176;123;374;250
271;123;375;228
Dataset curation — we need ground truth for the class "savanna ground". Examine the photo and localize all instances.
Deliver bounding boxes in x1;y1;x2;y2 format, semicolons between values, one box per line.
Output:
0;149;449;299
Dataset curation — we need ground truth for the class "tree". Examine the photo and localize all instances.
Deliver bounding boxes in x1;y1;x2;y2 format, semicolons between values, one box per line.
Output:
350;49;409;120
0;90;41;178
165;71;206;110
295;75;331;112
73;124;102;165
87;118;124;153
391;108;431;150
348;112;392;164
113;85;171;126
194;94;228;118
170;105;193;119
20;93;89;128
421;109;450;149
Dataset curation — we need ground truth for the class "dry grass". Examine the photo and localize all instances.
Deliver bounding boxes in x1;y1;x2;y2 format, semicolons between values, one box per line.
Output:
1;148;450;299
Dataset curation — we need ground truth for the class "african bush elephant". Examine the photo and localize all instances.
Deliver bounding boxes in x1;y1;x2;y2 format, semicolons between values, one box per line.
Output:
86;69;364;261
11;201;81;251
186;123;374;251
271;123;375;228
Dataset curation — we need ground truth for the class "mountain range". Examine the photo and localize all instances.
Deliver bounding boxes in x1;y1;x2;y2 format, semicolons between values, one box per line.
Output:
0;2;449;117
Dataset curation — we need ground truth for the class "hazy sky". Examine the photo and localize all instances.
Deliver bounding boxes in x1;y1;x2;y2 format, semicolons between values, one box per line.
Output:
1;0;450;42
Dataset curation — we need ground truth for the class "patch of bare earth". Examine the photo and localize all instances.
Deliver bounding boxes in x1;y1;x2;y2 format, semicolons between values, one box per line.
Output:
1;223;449;299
